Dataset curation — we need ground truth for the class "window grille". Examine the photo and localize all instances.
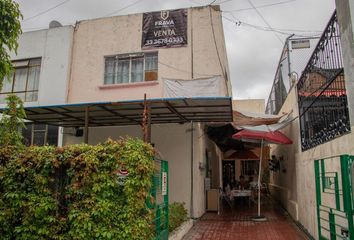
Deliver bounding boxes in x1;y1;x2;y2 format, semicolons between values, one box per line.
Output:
297;12;350;151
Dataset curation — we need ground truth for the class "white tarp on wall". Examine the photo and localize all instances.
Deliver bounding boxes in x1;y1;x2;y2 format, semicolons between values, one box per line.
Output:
163;76;224;98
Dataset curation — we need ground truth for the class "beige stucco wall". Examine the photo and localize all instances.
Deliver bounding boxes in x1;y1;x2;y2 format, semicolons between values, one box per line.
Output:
232;99;265;113
269;85;354;239
270;4;354;239
63;122;221;218
67;6;231;103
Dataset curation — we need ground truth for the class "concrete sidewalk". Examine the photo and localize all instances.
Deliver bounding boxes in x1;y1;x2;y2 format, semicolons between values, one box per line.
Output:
183;197;309;240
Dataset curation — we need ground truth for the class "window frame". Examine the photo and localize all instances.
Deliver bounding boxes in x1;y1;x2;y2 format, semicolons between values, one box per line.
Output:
22;123;58;146
103;52;158;85
0;58;41;103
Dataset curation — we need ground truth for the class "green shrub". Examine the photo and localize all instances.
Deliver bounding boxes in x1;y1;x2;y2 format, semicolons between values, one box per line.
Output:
0;138;155;240
168;202;188;233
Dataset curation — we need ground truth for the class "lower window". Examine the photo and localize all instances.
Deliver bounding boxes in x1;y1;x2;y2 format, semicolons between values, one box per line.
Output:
22;123;59;146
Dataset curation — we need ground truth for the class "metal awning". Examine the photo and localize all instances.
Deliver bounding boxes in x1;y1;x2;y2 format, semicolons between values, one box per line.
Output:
0;97;232;127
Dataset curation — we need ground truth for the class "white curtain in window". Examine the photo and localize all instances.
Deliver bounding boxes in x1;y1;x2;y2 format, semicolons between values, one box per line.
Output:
13;68;27;92
117;59;130;83
27;66;40;91
145;55;157;71
104;58;115;84
131;58;144;83
1;72;14;93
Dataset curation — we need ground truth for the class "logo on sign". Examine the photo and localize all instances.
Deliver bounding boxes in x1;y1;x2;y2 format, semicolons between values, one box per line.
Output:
116;169;129;186
161;10;169;20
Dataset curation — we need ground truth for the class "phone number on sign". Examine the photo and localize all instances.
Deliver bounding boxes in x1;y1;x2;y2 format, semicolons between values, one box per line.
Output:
145;37;184;45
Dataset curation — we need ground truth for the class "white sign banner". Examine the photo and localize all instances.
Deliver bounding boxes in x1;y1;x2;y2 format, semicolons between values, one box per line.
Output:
163;76;224;98
162;172;167;196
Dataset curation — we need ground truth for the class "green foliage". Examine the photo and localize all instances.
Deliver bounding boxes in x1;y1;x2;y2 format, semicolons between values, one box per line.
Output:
0;0;22;91
0;94;25;147
168;202;187;233
0;138;155;240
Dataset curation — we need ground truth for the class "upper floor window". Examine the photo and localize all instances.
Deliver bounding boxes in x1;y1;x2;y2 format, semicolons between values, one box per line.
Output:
0;58;41;104
104;52;158;85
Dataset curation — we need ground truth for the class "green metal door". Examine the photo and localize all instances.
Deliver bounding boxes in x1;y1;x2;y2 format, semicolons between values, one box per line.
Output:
314;155;354;239
148;159;169;240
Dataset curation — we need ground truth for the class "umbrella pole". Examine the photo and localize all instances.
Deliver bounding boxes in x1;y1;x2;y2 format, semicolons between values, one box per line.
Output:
252;138;267;222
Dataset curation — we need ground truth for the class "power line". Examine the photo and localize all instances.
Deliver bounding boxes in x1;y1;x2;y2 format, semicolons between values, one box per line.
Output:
104;0;145;17
23;0;72;22
158;61;217;77
246;0;284;44
223;0;296;13
208;0;218;5
222;14;321;38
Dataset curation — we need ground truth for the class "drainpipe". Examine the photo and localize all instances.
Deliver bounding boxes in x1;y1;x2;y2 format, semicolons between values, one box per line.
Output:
286;34;295;88
84;106;89;144
190;121;194;218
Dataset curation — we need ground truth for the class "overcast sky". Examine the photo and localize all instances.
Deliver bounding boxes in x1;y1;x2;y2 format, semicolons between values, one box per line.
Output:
16;0;335;101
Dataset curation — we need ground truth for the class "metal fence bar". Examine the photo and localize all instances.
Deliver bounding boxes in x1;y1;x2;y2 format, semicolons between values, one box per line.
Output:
297;11;350;151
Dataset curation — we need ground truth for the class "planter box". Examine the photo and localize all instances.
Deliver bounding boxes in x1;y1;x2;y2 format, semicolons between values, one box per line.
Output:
168;219;194;240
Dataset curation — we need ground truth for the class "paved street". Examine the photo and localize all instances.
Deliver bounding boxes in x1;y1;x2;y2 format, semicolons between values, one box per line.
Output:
183;197;309;240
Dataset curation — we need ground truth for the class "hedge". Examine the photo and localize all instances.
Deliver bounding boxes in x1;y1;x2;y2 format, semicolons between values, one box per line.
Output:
0;138;155;240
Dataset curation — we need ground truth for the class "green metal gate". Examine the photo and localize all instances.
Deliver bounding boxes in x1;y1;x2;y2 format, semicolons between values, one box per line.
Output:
148;160;169;240
315;155;354;239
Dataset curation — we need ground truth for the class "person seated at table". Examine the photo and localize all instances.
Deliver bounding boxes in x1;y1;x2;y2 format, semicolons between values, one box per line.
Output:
238;175;249;190
248;176;258;189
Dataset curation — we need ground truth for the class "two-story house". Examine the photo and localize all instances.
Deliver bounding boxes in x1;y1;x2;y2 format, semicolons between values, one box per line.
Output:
1;6;233;219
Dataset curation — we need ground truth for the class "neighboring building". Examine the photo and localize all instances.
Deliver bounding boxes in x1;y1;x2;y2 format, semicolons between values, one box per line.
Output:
233;99;265;113
0;25;74;146
267;8;354;239
67;6;231;103
0;25;74;106
2;6;232;219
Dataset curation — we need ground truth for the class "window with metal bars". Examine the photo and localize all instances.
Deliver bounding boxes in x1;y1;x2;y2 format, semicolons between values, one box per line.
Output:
297;12;350;151
0;58;41;103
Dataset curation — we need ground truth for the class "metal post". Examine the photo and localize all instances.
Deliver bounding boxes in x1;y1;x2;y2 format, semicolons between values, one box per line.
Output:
252;139;266;221
147;102;151;143
258;139;263;217
340;155;354;238
314;160;322;239
84;106;89;144
329;209;336;240
190;121;194;219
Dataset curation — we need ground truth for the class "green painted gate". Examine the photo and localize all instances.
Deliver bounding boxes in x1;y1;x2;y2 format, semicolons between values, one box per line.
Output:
148;159;169;240
315;155;354;239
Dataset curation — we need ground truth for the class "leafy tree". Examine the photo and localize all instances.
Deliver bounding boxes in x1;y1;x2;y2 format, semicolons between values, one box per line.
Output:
0;94;25;147
0;0;22;91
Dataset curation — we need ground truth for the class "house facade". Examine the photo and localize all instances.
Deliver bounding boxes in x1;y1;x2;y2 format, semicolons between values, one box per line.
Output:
1;6;232;219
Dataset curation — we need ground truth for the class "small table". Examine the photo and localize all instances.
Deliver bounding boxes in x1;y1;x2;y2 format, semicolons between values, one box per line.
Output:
231;189;252;197
231;189;252;207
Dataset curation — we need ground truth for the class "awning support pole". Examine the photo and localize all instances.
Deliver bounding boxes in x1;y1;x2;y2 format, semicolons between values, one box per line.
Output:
147;101;151;143
84;106;89;144
190;121;194;218
142;94;151;143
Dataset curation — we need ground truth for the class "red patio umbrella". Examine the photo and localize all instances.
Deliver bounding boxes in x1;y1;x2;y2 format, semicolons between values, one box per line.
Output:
233;129;293;145
232;129;292;221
